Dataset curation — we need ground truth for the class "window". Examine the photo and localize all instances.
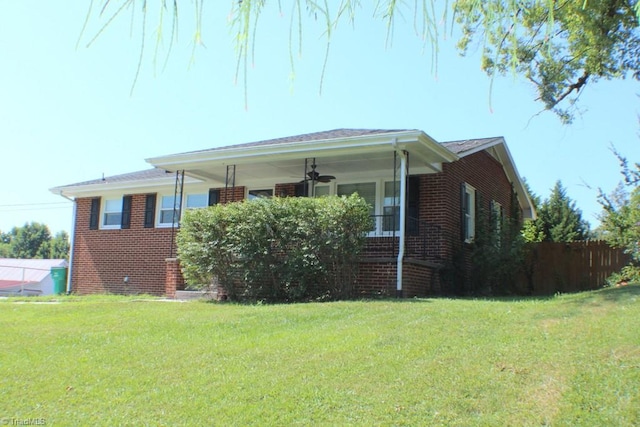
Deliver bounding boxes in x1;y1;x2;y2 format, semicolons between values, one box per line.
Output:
383;181;400;232
462;183;476;242
314;185;330;197
337;183;376;215
159;195;179;226
248;189;273;200
337;182;376;232
186;193;208;209
102;198;123;228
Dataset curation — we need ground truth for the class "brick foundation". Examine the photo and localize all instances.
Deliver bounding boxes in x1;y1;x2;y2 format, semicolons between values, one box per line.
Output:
165;258;185;298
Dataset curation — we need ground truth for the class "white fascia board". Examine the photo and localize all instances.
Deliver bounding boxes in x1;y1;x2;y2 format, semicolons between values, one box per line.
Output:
146;131;430;170
450;136;535;219
49;176;203;199
415;133;459;163
491;142;536;220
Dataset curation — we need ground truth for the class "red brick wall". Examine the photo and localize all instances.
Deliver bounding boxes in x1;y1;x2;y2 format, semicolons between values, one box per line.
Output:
275;183;299;197
422;151;516;293
355;260;439;298
70;151;517;298
218;186;246;204
356;261;396;297
357;151;516;296
71;195;176;296
165;258;185;298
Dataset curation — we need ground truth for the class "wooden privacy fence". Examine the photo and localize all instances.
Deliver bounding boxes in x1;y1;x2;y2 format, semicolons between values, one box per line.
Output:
518;240;631;295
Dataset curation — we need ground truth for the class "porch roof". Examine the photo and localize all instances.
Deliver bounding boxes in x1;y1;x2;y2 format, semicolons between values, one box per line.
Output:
144;128;457;185
49;129;534;219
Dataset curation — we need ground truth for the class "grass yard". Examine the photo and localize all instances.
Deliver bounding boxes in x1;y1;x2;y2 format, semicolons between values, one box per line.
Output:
1;286;639;426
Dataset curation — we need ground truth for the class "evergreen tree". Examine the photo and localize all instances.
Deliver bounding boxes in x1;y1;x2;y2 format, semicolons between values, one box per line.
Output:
521;179;545;243
537;181;590;242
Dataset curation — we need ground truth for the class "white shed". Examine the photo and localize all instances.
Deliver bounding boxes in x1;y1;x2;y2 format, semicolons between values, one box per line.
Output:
0;258;68;296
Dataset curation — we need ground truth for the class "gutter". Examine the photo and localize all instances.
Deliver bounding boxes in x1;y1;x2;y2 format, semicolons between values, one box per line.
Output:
392;139;408;298
58;192;76;295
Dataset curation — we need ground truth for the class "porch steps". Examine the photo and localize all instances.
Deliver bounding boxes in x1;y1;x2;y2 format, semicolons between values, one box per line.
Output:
174;290;217;301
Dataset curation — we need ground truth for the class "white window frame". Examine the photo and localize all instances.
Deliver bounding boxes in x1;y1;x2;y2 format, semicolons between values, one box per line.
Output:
312;183;332;197
155;191;209;228
463;183;476;243
382;180;401;235
296;178;406;237
247;188;274;200
185;193;208;210
158;195;179;228
101;197;123;230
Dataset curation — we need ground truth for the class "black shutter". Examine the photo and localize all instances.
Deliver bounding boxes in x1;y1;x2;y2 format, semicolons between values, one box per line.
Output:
475;191;482;222
474;190;482;241
406;176;420;236
89;197;100;230
294;182;306;197
208;189;220;206
121;196;132;229
461;183;467;242
144;194;157;228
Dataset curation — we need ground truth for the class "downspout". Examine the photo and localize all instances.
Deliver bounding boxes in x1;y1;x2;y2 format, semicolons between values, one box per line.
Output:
392;140;408;298
58;192;76;295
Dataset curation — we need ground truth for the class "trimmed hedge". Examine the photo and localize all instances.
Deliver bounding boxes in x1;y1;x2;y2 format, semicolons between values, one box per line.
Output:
177;194;373;302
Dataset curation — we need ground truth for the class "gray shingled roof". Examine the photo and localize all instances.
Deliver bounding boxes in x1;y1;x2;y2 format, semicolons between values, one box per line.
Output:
440;137;503;155
62;130;416;188
180;128;417;155
63;130;504;188
67;168;172;187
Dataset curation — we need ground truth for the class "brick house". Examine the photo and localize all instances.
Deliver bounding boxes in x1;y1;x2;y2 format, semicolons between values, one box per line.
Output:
51;129;534;298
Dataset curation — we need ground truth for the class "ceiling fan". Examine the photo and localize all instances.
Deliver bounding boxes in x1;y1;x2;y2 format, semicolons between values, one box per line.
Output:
301;159;335;183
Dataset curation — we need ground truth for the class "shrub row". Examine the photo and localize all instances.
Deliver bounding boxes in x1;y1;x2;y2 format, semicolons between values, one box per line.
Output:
177;194;373;302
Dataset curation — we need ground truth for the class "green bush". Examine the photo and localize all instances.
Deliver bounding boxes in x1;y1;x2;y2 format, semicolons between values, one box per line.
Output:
177;194;373;302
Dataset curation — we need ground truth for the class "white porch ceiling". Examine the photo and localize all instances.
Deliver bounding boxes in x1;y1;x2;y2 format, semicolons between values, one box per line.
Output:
184;150;443;187
148;131;457;186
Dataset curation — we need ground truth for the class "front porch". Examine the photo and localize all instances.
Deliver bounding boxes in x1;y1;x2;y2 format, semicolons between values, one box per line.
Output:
164;212;448;300
149;130;458;299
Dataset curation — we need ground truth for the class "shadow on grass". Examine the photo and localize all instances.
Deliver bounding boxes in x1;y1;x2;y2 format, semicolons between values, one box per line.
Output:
200;283;640;305
586;283;640;302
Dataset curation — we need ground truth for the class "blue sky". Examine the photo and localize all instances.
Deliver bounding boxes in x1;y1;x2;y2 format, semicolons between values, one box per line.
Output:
0;1;638;235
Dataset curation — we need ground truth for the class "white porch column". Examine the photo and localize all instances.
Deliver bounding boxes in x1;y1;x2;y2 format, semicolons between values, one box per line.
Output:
396;150;408;298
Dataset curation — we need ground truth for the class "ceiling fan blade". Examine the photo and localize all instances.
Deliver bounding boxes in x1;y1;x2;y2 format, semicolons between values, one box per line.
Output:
317;175;336;183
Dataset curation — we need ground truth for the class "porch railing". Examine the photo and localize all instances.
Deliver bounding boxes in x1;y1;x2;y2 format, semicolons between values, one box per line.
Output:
365;215;443;261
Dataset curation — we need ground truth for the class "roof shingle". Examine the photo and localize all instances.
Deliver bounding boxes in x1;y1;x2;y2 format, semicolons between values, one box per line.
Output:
68;168;172;187
180;128;417;155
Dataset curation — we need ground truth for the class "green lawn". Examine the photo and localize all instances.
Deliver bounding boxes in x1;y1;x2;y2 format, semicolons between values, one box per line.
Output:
1;286;639;426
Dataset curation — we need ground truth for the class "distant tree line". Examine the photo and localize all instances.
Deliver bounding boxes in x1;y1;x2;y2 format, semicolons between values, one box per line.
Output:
0;222;70;260
596;148;640;283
